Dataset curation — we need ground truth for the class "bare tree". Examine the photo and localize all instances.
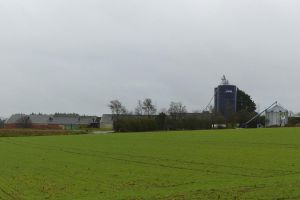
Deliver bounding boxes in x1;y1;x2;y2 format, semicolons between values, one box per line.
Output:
108;100;127;131
135;100;144;115
109;100;127;115
142;98;157;116
168;102;187;119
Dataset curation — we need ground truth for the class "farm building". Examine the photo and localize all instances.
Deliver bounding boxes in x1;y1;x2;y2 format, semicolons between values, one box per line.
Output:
5;114;100;130
100;114;114;129
265;105;289;127
214;76;237;118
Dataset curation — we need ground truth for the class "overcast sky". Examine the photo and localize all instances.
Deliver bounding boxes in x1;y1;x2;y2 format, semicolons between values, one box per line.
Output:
0;0;299;117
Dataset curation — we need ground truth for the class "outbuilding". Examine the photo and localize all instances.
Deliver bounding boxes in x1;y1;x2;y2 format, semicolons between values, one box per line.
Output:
265;104;288;127
5;114;99;129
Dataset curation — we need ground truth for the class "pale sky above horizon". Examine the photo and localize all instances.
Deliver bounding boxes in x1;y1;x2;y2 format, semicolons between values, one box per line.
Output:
0;0;300;117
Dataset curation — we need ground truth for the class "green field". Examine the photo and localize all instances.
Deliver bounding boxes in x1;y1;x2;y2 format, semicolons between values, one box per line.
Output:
1;128;300;199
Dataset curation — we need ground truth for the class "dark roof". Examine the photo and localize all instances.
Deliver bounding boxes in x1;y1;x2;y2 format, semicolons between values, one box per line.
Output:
5;114;98;125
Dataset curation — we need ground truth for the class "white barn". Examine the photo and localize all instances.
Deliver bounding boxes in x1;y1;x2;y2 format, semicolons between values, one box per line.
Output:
265;105;288;127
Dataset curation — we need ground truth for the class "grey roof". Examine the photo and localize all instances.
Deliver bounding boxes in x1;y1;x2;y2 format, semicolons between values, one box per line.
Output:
266;105;288;113
5;114;98;125
29;114;52;125
51;116;97;125
5;114;26;124
100;114;114;125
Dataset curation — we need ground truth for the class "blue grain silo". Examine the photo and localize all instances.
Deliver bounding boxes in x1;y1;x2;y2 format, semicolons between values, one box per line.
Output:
214;76;237;117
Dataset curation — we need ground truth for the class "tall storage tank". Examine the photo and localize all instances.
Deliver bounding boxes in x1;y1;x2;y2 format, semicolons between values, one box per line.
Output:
214;76;237;117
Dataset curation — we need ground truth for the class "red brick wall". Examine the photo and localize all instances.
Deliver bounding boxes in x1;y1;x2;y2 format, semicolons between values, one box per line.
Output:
4;124;19;129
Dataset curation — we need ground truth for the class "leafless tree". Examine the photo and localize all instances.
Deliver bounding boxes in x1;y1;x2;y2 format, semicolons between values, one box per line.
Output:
168;102;187;119
135;100;144;115
108;100;127;131
142;98;157;116
108;100;127;116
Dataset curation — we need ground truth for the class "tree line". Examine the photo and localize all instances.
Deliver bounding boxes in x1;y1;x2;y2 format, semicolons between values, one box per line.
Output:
108;99;202;132
108;90;260;132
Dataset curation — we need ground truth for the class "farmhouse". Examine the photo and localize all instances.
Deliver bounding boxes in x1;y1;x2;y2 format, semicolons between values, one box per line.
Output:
5;114;100;130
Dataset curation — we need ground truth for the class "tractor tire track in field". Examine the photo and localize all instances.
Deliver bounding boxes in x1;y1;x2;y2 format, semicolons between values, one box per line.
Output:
160;182;300;200
5;139;258;178
2;139;298;179
0;142;228;192
0;172;22;200
0;140;258;178
0;139;297;179
3;136;300;200
12;140;297;175
4;139;300;178
181;140;300;149
0;183;19;200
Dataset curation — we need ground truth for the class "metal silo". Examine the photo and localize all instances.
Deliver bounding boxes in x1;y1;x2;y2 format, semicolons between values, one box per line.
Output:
265;104;289;127
214;76;237;118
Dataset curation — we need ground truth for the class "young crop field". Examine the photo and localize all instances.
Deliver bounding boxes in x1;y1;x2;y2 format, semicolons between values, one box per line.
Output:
1;128;300;199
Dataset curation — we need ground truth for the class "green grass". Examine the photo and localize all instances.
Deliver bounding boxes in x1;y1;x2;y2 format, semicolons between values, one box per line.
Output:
1;128;300;199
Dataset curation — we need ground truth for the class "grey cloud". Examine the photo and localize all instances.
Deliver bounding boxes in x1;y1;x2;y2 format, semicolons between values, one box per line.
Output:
0;0;299;117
